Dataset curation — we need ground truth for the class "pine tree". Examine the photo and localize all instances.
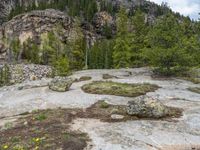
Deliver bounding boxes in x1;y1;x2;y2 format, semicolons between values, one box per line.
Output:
130;9;148;67
146;14;193;76
10;38;21;62
113;8;132;68
69;20;85;70
54;56;70;76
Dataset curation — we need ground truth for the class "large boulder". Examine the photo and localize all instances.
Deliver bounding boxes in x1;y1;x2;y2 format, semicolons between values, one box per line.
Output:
126;96;171;118
49;77;74;92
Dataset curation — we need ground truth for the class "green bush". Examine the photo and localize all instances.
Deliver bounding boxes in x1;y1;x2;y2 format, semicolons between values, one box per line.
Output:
146;47;192;76
53;57;70;77
0;65;10;87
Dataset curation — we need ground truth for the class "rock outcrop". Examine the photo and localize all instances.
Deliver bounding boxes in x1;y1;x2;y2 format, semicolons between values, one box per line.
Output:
92;11;115;35
0;0;53;24
2;9;74;42
49;77;74;92
0;9;100;62
126;96;181;118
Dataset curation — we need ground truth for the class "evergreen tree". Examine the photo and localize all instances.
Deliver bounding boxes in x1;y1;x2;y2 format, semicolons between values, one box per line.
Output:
53;56;70;76
69;20;85;70
113;8;132;68
88;39;114;69
10;38;21;62
23;38;40;64
146;14;193;76
130;9;148;67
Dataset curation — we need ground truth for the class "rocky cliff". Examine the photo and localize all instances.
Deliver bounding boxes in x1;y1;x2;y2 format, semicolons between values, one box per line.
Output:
0;0;172;63
0;0;53;24
0;9;100;62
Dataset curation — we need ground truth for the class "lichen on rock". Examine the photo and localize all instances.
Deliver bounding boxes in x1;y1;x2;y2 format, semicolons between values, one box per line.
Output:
126;96;182;118
49;77;74;92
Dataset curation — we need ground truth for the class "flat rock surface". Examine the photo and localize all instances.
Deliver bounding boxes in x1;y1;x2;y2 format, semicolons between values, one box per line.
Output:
0;68;200;149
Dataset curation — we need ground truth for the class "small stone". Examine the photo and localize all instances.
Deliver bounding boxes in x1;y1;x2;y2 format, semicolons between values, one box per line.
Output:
111;114;124;120
110;108;120;114
30;75;37;81
24;121;28;126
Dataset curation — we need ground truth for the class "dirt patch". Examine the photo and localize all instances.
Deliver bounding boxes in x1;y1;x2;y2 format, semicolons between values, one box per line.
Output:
75;76;92;82
81;81;159;97
0;101;182;149
0;109;89;150
188;87;200;94
102;74;118;79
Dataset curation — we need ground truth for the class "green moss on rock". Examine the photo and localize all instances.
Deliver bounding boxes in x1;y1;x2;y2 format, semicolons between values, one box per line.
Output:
82;81;159;97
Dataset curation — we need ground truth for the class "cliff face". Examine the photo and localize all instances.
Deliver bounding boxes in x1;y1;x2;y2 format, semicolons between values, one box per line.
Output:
2;9;73;41
0;9;99;63
0;0;170;63
0;0;53;24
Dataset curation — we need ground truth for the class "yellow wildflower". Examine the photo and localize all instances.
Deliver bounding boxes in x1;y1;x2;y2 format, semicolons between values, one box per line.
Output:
3;145;8;149
35;138;40;142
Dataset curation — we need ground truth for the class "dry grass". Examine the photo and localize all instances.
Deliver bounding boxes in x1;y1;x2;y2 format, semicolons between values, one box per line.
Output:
81;81;159;97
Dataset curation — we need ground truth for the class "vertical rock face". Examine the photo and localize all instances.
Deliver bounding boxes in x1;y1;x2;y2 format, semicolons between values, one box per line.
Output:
0;0;52;24
2;9;74;40
0;9;75;62
0;9;99;63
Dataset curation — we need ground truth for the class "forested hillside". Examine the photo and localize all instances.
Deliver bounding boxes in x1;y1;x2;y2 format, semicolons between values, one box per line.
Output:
0;0;199;76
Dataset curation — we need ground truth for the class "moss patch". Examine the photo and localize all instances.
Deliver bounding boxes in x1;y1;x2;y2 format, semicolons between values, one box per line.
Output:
81;81;159;97
75;76;92;82
188;87;200;94
102;74;118;79
183;77;200;84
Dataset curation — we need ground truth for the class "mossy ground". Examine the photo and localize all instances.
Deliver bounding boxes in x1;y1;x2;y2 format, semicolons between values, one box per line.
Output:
0;101;182;150
0;109;88;150
75;76;92;82
81;81;159;97
183;77;200;84
102;74;118;79
188;87;200;94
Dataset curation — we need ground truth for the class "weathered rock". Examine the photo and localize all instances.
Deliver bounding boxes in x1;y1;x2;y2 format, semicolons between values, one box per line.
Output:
0;9;99;62
0;0;52;24
126;96;170;118
111;114;124;120
92;11;115;35
49;77;74;92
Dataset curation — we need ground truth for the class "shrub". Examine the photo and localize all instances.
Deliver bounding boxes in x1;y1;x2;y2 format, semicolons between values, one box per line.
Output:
53;57;70;77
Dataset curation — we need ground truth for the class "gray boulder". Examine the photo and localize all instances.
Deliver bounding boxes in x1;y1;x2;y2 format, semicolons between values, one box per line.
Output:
126;96;170;118
49;77;74;92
